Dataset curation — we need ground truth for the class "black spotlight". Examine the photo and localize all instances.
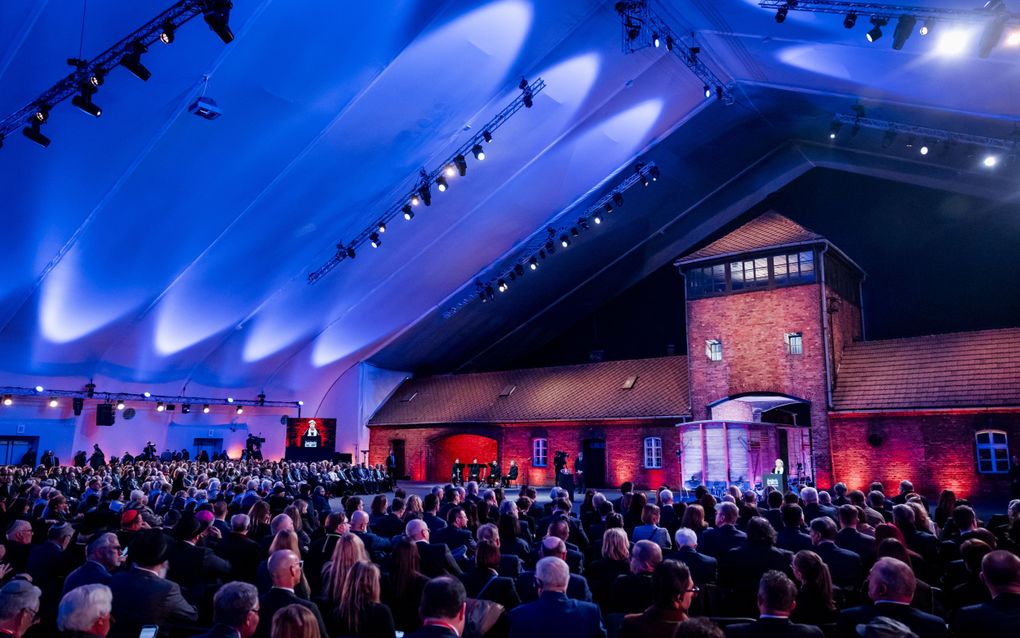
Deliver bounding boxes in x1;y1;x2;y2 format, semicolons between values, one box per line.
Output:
369;232;381;248
626;20;640;41
649;166;660;181
514;264;525;277
843;13;858;29
345;245;356;259
665;36;674;51
866;17;887;43
182;403;191;414
497;278;508;293
418;182;432;206
483;130;492;143
652;32;660;48
402;205;414;221
828;120;842;139
121;43;151;81
454;154;468;176
529;257;539;270
612;192;624;207
73;397;84;416
377;221;387;234
159;22;176;44
257;392;266;406
22;119;50;148
775;7;788;23
72;87;102;117
436;175;449;192
89;69;106;87
203;0;235;44
560;234;570;248
471;144;485;160
892;15;917;50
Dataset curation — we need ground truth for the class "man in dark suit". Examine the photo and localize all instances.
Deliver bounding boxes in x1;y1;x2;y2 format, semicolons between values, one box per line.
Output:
109;528;198;638
193;581;260;638
27;521;75;630
940;505;981;563
666;527;717;585
374;497;407;538
809;517;862;589
167;513;232;603
510;556;606;638
432;507;475;555
422;493;448;533
951;550;1020;635
63;532;122;596
305;512;347;591
408;577;466;638
406;519;462;577
893;504;938;562
609;539;662;614
725;570;824;638
535;518;585;574
518;537;592;603
700;502;747;558
214;514;263;584
254;549;328;638
777;505;812;554
351;510;392;555
836;557;949;638
801;487;837;523
657;489;681;536
719;517;793;616
834;504;876;567
476;523;524;578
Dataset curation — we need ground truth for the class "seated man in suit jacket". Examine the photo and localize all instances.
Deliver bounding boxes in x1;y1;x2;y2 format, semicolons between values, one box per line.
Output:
63;532;122;596
700;502;747;558
509;556;605;638
408;577;467;638
621;560;696;638
432;507;476;556
951;550;1020;636
834;505;876;567
406;519;462;577
517;537;592;603
254;550;328;638
665;528;717;585
836;557;949;638
808;517;862;589
777;505;813;554
609;540;662;614
725;570;824;638
192;581;260;638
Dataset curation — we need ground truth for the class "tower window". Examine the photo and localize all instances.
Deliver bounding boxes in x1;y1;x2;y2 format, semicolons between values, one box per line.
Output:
705;339;722;361
774;251;815;285
730;258;769;290
785;332;803;355
975;430;1010;474
644;437;663;469
688;264;727;297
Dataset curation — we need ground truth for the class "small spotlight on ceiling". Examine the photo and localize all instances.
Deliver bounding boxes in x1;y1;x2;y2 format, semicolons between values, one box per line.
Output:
402;205;414;221
892;15;917;50
22;120;50;148
257;393;266;406
483;130;492;143
410;193;421;207
843;13;858;29
34;385;44;393
666;36;674;51
571;227;580;238
297;400;305;406
703;85;711;99
641;173;650;187
156;402;166;412
121;43;151;81
626;20;640;41
143;391;151;398
485;285;495;300
612;193;624;207
203;0;235;44
497;279;508;293
159;22;175;44
444;163;456;178
227;397;234;403
653;32;661;48
829;121;842;139
34;106;49;123
920;145;929;155
983;154;999;167
514;264;525;278
919;18;934;36
72;88;101;117
866;17;888;43
377;221;386;234
560;235;570;248
48;397;58;408
436;175;449;192
203;404;211;413
89;69;105;87
345;245;356;259
116;400;126;411
650;166;660;181
370;232;382;248
529;257;538;270
472;144;485;161
235;405;244;415
454;154;468;176
419;183;432;206
775;7;788;23
593;212;603;225
1;395;11;406
182;403;191;414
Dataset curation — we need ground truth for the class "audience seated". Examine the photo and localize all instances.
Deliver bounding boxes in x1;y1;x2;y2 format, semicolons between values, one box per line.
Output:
666;527;718;586
192;581;259;638
460;539;521;610
509;557;605;638
777;505;813;554
408;577;466;638
835;557;948;638
0;579;42;638
724;570;824;638
808;516;863;589
789;550;838;626
327;560;396;638
517;537;591;603
254;549;327;638
620;560;695;638
950;550;1020;635
700;503;746;558
609;539;662;614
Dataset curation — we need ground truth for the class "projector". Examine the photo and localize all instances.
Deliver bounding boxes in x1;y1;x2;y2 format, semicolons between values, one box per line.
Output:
188;96;222;120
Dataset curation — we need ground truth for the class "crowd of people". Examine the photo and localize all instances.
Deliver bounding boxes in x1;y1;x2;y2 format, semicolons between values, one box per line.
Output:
0;455;1017;638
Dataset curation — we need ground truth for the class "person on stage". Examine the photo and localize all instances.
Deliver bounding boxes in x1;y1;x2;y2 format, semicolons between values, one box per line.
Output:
386;447;398;488
451;458;465;485
487;459;500;488
468;458;482;483
574;451;586;492
773;459;785;475
503;460;518;487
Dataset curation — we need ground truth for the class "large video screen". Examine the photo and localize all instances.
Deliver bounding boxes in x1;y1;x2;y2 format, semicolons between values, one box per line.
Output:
285;418;337;460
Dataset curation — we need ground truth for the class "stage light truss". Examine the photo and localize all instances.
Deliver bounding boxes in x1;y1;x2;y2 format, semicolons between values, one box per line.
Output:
0;385;302;411
758;1;1020;26
0;0;233;149
832;112;1019;152
441;162;660;318
307;78;546;284
615;1;734;105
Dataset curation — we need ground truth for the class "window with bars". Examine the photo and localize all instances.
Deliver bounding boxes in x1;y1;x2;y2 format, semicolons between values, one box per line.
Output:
705;339;722;361
729;257;769;290
532;438;548;467
774;251;815;285
975;430;1010;474
644;437;662;469
785;332;803;355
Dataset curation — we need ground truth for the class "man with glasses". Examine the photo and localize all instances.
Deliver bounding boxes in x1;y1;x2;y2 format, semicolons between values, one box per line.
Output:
621;560;697;638
0;579;42;638
63;533;123;595
194;582;260;638
254;550;327;638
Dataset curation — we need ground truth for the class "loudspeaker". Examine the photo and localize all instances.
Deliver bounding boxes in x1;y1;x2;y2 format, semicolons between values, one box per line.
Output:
96;403;115;426
72;397;84;416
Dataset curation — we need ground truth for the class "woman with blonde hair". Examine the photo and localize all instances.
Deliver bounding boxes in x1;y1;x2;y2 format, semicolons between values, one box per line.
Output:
322;532;368;603
587;527;632;606
402;494;424;523
257;530;312;599
632;503;671;550
271;603;321;638
680;504;708;542
329;560;396;638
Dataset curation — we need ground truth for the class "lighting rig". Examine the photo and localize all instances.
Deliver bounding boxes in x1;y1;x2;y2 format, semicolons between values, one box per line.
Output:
441;162;660;318
0;0;234;150
307;78;546;284
828;110;1018;169
0;384;303;417
760;1;1020;57
615;1;733;104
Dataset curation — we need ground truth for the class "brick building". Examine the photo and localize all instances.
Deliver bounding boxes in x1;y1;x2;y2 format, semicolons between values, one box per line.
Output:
369;212;1020;497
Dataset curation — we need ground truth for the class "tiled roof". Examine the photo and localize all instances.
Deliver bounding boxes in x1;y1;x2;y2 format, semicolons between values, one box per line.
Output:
832;328;1020;410
369;356;690;425
677;211;825;265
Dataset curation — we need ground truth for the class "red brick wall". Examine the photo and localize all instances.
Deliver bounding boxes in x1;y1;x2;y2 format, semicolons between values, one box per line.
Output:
369;420;681;489
830;411;1020;499
686;284;834;485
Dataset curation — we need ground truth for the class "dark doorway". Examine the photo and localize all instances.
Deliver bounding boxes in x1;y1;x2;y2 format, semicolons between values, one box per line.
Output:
0;437;39;466
193;438;223;460
390;439;406;479
582;439;606;488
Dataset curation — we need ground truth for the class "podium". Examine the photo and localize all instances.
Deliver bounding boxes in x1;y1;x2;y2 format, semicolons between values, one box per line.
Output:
763;473;786;492
302;435;321;449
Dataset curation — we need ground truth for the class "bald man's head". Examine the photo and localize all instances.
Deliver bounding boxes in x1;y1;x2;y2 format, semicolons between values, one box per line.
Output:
405;518;428;542
981;550;1020;596
351;510;369;532
268;549;300;588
